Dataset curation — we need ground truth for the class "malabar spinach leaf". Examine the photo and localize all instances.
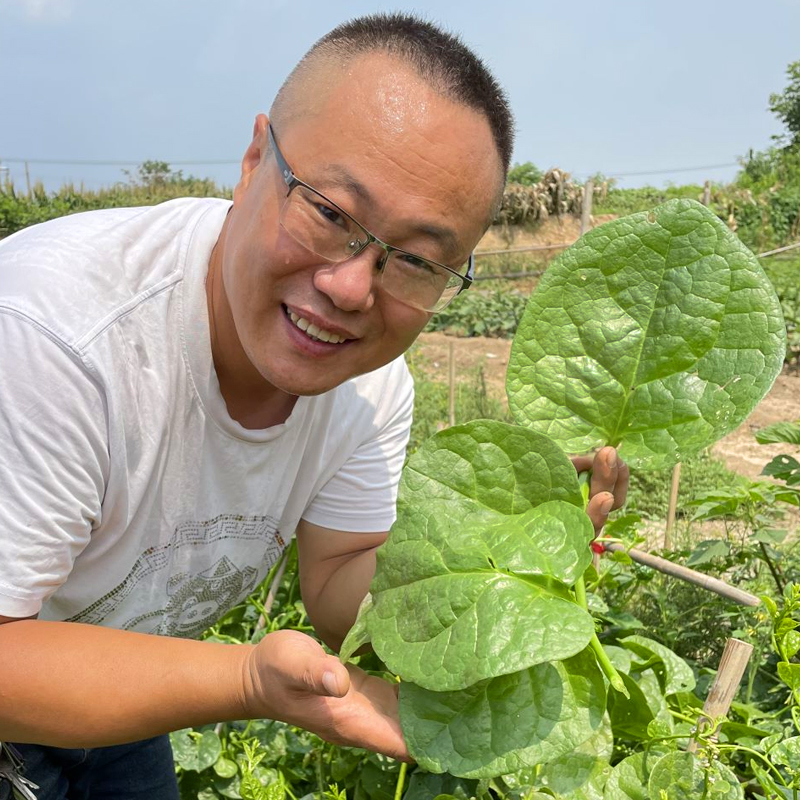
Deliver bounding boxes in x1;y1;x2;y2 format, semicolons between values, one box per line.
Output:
536;713;613;799
507;199;786;469
399;649;605;778
368;503;595;690
647;752;743;800
620;635;696;695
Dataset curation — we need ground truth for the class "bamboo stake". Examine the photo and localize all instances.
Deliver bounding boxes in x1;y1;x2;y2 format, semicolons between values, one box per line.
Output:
603;542;760;606
687;638;754;753
448;340;456;427
664;462;682;549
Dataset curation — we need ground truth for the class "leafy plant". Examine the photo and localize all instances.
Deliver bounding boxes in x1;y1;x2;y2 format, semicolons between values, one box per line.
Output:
507;199;786;470
340;200;786;790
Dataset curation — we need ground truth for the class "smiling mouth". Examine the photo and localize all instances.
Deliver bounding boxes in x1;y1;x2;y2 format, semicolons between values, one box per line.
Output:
283;306;349;344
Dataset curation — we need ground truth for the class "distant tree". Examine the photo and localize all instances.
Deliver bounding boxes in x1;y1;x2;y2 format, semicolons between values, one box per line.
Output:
507;161;543;186
769;60;800;147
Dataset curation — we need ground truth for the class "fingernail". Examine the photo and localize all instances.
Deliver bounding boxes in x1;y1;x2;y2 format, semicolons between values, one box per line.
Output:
603;495;614;513
322;671;340;696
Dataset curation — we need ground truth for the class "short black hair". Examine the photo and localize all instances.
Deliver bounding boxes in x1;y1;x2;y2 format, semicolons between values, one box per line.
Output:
273;12;514;175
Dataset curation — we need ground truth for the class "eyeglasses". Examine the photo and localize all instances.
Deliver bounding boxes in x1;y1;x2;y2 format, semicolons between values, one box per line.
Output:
268;125;474;312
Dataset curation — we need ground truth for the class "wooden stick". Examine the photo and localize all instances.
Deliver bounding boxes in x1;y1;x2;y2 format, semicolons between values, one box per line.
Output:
687;638;754;753
603;542;760;606
664;462;682;549
448;340;456;428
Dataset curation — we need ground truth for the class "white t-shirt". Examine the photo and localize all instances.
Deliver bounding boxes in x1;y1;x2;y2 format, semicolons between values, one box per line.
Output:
0;198;413;638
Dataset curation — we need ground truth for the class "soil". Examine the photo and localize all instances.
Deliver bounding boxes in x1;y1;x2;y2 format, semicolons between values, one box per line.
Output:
476;215;618;251
412;331;800;482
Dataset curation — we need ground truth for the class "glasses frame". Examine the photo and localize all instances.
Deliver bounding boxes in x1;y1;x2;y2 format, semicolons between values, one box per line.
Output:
267;125;474;312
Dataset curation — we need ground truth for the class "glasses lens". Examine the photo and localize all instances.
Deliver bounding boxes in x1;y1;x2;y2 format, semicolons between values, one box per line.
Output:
281;184;369;261
381;251;465;312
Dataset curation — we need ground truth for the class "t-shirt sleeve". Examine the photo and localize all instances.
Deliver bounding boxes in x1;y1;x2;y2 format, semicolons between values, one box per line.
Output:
0;312;109;617
301;358;414;533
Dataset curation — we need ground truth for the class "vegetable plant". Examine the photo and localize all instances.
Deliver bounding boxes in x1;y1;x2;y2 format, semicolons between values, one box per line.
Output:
341;200;787;792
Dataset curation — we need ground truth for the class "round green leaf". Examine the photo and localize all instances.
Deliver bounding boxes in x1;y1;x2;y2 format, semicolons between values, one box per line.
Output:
399;420;582;517
213;756;239;779
647;752;743;799
400;649;606;777
620;635;696;694
370;565;594;690
507;199;786;470
603;750;670;800
536;713;613;799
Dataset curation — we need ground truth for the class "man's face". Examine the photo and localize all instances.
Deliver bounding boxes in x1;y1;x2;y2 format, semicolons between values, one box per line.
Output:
218;53;502;398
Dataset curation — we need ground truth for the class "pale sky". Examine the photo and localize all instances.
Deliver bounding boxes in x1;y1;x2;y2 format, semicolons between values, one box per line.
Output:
1;0;799;191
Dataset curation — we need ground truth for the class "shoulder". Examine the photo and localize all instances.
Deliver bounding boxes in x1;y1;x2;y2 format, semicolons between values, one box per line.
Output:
0;198;231;349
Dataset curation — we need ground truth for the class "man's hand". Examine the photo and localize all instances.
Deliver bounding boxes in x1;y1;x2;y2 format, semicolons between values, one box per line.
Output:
245;629;410;761
571;446;629;534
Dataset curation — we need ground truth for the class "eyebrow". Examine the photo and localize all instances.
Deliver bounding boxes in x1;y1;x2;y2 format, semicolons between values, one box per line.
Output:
314;163;461;258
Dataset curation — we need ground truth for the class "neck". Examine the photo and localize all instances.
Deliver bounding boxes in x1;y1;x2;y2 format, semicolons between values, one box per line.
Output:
206;225;298;429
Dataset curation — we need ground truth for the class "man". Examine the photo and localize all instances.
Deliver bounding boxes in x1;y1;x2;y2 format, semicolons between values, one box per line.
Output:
0;12;627;799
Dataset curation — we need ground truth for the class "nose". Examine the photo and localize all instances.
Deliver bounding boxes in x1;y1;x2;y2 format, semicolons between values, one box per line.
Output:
312;246;382;313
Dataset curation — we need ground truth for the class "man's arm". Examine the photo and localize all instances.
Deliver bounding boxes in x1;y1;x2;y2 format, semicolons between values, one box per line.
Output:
0;614;408;759
295;520;386;652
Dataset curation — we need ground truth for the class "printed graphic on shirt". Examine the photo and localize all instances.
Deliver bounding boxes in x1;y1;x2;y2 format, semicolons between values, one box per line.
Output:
67;514;286;638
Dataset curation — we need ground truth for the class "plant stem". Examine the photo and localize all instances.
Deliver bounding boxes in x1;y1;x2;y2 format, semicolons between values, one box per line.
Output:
393;762;408;800
758;540;785;595
574;575;628;697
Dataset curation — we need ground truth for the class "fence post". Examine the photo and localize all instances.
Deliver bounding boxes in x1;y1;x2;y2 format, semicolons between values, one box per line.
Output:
687;638;754;753
580;179;594;236
702;180;711;206
25;161;31;198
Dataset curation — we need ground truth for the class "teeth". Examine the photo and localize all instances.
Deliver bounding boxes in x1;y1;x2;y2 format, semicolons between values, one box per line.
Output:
288;310;345;344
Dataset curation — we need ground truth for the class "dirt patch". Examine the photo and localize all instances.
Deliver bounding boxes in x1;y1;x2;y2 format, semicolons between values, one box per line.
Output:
711;372;800;479
476;215;618;252
413;331;800;481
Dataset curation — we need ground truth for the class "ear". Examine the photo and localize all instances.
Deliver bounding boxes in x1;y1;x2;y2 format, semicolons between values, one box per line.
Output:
233;113;270;204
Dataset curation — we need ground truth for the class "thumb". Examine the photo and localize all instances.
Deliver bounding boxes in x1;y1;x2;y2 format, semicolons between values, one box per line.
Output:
311;655;351;699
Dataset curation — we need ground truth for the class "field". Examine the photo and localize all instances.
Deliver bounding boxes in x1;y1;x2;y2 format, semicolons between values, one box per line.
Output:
3;172;800;799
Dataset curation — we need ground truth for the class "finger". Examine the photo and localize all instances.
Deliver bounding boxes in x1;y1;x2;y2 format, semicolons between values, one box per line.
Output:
613;462;630;509
590;446;619;498
587;491;615;534
571;455;594;475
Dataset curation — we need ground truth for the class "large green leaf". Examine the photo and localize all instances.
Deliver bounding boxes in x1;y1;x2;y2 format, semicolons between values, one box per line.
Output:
620;635;696;695
507;199;786;469
399;649;605;778
369;509;595;690
398;420;582;518
603;749;671;800
647;752;743;799
536;713;613;799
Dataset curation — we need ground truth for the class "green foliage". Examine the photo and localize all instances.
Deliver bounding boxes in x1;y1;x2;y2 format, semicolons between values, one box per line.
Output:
625;449;737;520
506;200;786;470
769;60;800;146
404;354;513;455
507;162;544;186
0;166;230;238
592;185;703;217
426;289;528;338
